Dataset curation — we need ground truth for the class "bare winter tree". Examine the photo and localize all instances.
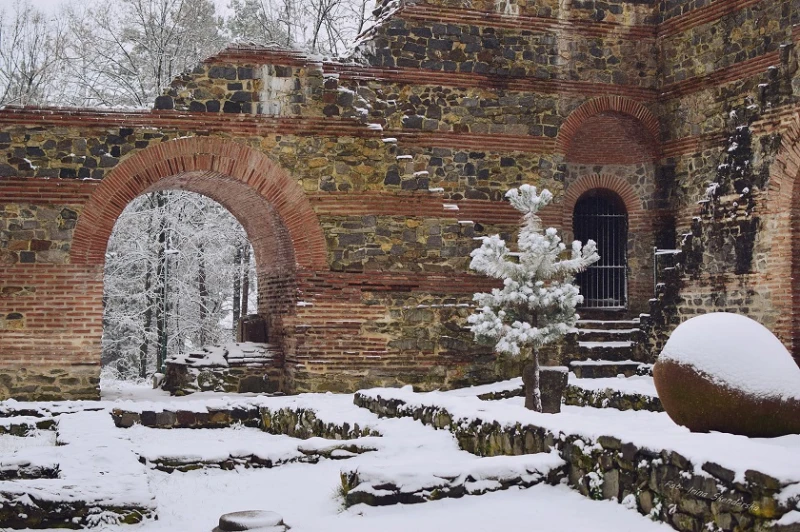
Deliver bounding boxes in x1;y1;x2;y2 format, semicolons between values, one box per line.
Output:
0;1;68;106
63;0;226;107
2;0;374;108
226;0;290;45
225;0;374;56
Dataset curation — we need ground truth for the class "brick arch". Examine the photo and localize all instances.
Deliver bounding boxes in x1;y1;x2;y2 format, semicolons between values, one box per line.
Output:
562;174;645;229
70;137;327;272
762;114;800;360
143;172;296;278
561;174;651;311
555;96;661;159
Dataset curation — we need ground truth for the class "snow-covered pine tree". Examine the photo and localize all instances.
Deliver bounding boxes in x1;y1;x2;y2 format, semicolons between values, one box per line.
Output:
468;185;600;412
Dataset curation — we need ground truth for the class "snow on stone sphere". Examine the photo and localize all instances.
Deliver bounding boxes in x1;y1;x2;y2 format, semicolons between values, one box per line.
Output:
660;312;800;401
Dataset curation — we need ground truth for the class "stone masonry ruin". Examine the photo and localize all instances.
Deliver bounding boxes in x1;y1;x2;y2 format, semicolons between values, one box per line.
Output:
2;0;800;399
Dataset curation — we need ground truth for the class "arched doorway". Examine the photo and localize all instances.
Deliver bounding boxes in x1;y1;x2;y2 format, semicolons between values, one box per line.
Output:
67;138;328;394
573;189;628;309
102;190;257;381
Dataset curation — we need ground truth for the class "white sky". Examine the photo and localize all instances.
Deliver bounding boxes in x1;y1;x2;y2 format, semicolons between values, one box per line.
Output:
6;0;233;16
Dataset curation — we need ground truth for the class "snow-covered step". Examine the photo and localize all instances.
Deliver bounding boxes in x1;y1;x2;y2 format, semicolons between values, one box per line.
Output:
575;338;636;361
578;340;634;348
564;374;663;412
576;328;639;343
569;360;643;379
576;319;640;330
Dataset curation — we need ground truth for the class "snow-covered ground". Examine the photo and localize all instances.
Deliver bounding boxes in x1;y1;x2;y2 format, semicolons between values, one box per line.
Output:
0;381;679;532
139;468;673;532
4;379;798;531
360;387;800;485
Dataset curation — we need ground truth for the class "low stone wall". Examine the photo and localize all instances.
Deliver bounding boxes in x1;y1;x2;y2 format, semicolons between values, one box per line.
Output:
0;417;55;435
162;363;283;396
341;455;564;507
0;501;149;529
0;366;99;401
0;410;154;529
355;393;556;456
0;462;59;480
563;385;663;412
477;387;524;401
354;391;800;532
112;405;379;440
112;406;262;429
144;441;371;473
260;407;378;440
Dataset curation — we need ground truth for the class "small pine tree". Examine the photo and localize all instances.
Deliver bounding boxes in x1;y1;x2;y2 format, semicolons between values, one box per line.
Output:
468;185;600;412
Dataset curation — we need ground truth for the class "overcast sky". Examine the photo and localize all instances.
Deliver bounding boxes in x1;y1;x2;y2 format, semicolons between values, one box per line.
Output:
6;0;233;16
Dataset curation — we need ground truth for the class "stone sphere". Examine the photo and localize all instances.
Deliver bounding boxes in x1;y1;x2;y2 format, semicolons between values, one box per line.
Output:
653;312;800;437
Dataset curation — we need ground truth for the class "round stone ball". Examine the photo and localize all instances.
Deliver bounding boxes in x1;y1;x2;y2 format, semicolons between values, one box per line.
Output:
654;312;800;437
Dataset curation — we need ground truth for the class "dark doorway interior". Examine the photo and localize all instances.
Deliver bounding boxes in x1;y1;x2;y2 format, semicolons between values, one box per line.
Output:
573;190;628;309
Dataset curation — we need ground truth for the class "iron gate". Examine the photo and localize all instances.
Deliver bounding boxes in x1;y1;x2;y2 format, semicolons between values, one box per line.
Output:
573;192;628;309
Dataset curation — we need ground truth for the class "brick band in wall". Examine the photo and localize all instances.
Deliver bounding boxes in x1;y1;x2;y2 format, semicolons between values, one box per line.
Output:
659;51;782;100
0;178;99;203
328;64;660;102
0;264;103;366
0;108;383;139
397;4;657;40
658;0;770;36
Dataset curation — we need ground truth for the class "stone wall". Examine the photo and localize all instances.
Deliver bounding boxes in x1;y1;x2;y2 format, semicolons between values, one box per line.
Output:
355;390;800;532
4;0;800;398
359;0;658;85
162;363;283;396
112;403;379;440
564;384;664;412
162;51;325;117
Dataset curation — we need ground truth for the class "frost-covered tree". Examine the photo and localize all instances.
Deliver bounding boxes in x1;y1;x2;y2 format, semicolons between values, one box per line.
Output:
63;0;226;107
226;0;290;46
226;0;373;56
468;185;600;412
103;191;257;380
0;2;68;106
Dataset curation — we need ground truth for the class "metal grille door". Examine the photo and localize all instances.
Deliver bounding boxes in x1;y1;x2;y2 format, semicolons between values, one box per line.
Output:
573;192;628;309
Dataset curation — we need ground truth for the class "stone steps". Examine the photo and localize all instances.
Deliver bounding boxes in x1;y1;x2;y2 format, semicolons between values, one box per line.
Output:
575;340;636;361
576;319;640;330
577;328;640;342
569;360;643;379
572;315;642;373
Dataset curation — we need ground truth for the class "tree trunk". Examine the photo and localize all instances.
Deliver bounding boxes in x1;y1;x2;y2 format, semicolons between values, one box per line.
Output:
139;193;161;378
139;264;154;379
233;244;242;328
241;244;250;318
154;192;168;373
523;348;543;412
198;241;208;346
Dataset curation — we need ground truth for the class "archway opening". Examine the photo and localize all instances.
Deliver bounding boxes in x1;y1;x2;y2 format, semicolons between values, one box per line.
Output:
102;191;258;381
573;189;628;309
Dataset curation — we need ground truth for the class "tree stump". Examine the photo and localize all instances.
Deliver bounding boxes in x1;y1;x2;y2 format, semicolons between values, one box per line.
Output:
523;364;568;413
